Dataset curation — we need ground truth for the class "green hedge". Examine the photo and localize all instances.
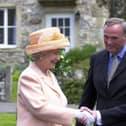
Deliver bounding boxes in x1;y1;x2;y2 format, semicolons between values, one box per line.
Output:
60;78;85;104
54;44;96;104
12;70;21;101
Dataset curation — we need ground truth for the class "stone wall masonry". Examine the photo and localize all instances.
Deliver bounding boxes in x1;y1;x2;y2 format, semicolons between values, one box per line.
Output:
76;0;109;48
0;0;109;66
0;0;43;66
0;49;25;65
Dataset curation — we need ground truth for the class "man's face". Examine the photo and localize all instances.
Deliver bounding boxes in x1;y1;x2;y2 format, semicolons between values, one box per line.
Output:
104;24;125;55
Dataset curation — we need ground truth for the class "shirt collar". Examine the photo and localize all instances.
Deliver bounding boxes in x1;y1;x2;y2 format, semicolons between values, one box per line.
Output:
109;44;126;59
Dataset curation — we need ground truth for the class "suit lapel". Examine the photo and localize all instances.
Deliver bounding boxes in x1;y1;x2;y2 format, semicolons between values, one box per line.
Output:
101;51;109;84
113;52;126;79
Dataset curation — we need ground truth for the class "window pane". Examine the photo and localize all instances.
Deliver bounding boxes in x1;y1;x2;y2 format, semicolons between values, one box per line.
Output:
65;18;70;26
0;10;3;26
59;18;63;26
0;29;4;44
60;28;63;33
8;9;16;25
65;28;70;36
52;18;56;26
8;28;16;44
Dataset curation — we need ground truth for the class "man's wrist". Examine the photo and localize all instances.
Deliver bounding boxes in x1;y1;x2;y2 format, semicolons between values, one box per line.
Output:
95;110;102;125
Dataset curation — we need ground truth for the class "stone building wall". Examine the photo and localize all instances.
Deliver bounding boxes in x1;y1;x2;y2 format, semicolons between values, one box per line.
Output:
0;0;109;66
76;0;109;48
0;0;43;65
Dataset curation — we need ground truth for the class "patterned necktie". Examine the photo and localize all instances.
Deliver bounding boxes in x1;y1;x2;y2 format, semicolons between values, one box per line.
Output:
108;56;119;84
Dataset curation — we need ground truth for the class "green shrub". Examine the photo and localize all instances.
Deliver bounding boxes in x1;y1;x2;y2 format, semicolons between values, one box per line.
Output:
54;44;96;104
60;78;85;104
12;70;21;101
65;44;96;65
53;49;72;78
65;48;82;64
81;44;96;59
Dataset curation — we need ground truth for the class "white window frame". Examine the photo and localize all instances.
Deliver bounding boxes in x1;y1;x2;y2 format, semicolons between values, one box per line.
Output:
0;8;16;48
46;13;74;48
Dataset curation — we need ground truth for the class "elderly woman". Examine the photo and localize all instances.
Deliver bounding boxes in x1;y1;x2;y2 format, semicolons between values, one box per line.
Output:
16;27;94;126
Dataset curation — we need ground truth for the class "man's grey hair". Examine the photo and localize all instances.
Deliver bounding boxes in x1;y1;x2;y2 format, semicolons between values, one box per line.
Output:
104;17;126;37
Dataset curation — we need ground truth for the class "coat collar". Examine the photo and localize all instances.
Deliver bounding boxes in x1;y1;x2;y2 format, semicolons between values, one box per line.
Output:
29;62;61;96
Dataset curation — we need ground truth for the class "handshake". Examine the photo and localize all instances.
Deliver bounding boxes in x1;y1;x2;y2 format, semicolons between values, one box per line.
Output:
74;107;96;126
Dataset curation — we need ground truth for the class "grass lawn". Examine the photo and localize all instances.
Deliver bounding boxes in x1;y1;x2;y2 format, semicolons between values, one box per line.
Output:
0;113;16;126
0;113;76;126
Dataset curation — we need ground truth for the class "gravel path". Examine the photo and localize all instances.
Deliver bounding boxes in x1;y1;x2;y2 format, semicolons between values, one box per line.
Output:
0;102;16;113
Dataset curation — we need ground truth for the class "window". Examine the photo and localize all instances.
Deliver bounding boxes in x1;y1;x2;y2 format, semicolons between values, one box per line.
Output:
46;14;74;48
0;8;16;48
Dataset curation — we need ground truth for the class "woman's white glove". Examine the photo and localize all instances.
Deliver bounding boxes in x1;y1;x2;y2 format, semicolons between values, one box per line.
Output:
74;109;95;126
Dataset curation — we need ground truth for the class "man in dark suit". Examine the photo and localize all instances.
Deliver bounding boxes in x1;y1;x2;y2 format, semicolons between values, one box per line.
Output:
76;17;126;126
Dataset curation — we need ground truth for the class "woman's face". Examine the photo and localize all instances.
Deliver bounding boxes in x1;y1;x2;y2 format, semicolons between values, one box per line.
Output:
38;49;61;70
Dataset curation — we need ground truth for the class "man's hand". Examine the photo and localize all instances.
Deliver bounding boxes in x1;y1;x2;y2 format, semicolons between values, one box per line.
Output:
74;107;96;126
79;106;97;126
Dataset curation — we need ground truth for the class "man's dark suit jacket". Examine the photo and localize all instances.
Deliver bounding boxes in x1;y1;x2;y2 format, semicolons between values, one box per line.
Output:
76;49;126;126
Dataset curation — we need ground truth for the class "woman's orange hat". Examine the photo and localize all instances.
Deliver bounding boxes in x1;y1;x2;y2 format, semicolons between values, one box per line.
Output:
25;27;70;54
